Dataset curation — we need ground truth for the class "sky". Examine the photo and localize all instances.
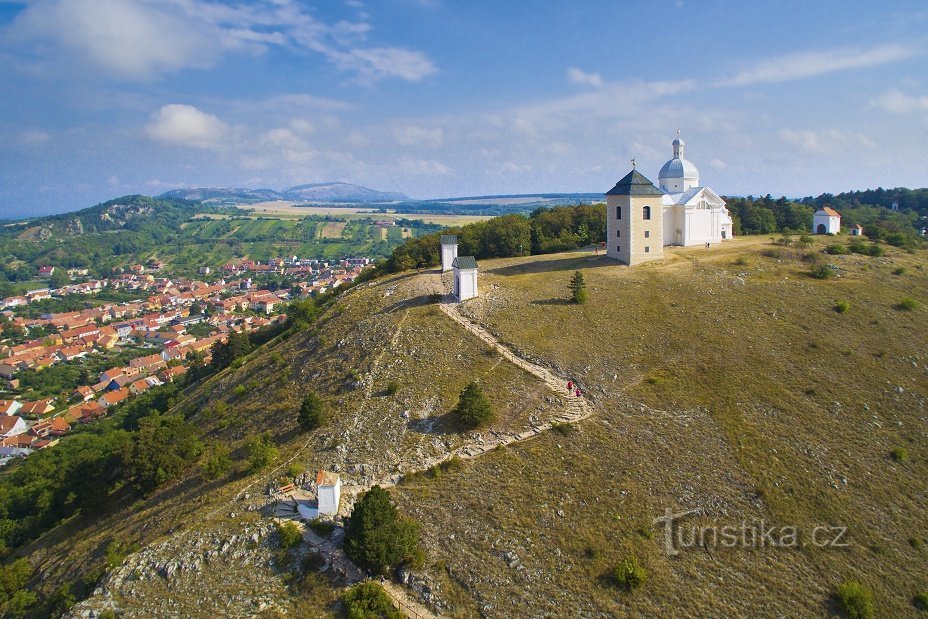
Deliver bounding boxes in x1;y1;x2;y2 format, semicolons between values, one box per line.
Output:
0;0;927;217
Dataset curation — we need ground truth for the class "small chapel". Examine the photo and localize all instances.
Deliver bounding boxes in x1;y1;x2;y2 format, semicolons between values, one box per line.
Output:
605;133;733;266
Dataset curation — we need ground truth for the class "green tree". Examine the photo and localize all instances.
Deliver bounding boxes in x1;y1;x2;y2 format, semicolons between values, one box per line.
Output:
49;269;70;289
344;486;422;575
342;581;402;619
247;432;278;472
569;271;588;304
298;391;327;432
452;382;494;430
126;415;203;493
210;331;252;370
202;443;232;480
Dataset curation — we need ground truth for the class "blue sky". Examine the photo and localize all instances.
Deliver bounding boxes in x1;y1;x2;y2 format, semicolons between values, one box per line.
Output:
1;0;927;217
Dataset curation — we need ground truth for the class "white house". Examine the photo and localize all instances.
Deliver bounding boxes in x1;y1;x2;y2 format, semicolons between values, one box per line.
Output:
0;416;28;438
813;207;841;234
440;235;459;272
316;470;341;516
850;223;863;236
452;256;478;301
0;400;23;416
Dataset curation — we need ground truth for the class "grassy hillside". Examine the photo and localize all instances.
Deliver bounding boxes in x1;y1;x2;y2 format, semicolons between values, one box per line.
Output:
7;235;927;618
392;236;928;617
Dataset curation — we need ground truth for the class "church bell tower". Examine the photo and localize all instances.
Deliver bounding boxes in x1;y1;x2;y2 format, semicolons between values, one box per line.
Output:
605;163;664;265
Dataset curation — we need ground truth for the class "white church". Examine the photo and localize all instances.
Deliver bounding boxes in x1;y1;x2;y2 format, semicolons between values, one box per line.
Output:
606;134;733;265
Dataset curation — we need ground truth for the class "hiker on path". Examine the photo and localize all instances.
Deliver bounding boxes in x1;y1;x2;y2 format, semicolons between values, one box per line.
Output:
567;380;573;391
575;388;582;398
705;241;710;249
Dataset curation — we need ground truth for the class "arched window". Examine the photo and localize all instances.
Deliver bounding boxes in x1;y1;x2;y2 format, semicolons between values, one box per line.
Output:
643;205;651;220
616;205;622;220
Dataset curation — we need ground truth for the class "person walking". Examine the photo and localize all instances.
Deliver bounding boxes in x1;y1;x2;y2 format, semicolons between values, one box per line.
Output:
575;388;582;398
567;380;573;391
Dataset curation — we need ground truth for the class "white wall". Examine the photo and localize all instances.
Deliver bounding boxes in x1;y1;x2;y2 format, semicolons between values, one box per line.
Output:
441;244;458;272
318;481;341;515
455;268;478;301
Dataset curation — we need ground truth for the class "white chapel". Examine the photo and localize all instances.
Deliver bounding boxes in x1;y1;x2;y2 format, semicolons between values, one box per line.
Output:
605;133;733;265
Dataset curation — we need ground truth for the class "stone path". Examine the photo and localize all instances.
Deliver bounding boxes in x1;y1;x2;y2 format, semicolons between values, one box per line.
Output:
292;276;596;618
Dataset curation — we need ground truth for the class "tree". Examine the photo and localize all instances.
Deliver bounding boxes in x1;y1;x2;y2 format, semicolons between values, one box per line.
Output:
49;269;70;289
210;331;252;370
452;382;494;430
568;271;588;304
298;391;327;432
202;443;232;480
126;415;203;493
247;432;278;472
342;581;402;619
344;486;421;575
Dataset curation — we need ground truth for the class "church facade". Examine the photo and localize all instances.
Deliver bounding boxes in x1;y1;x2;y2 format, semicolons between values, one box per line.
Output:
606;134;733;265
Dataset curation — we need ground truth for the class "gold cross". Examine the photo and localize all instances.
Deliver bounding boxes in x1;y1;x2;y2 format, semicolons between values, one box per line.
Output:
631;157;637;169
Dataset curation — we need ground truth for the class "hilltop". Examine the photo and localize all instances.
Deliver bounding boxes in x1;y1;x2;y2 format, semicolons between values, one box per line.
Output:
159;183;409;205
3;232;924;617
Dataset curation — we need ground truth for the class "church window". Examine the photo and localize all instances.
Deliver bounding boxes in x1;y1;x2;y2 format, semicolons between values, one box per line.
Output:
645;246;650;253
616;229;621;238
643;205;651;220
616;245;621;253
644;230;650;238
616;206;622;220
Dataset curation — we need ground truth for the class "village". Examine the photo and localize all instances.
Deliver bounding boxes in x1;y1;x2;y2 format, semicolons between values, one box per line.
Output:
0;255;373;464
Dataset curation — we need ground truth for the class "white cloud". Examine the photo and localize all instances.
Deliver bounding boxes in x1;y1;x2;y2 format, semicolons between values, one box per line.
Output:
145;104;229;149
567;67;604;89
3;0;437;82
779;128;875;153
398;158;451;176
9;0;220;79
870;89;928;114
395;125;444;147
20;130;50;145
719;44;918;87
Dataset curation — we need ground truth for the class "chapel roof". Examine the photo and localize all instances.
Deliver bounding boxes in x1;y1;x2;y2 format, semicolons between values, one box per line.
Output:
605;170;664;196
452;256;478;269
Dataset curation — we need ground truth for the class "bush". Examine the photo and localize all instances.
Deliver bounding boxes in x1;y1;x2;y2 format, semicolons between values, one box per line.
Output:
298;391;327;432
893;266;907;275
308;518;335;537
797;234;813;248
569;271;588;304
835;580;874;619
247;432;278;472
276;521;303;550
341;581;402;619
824;244;849;255
202;443;232;480
613;557;648;592
891;447;908;462
913;591;928;612
287;462;303;478
897;298;920;311
810;264;837;280
344;486;422;575
105;539;140;569
834;300;851;314
384;381;399;396
452;382;494;430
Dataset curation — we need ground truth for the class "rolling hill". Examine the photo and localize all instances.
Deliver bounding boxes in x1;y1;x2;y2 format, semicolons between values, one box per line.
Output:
5;233;924;617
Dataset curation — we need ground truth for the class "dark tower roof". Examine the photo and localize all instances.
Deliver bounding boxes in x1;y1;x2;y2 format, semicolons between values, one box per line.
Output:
605;169;663;196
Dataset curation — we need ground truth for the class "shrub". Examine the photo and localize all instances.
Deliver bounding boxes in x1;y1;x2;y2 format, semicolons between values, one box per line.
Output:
569;271;588;304
344;486;422;575
835;580;874;619
797;234;813;248
733;256;749;266
834;300;851;314
891;447;908;462
341;581;402;619
247;432;278;472
298;391;327;432
913;591;928;612
202;443;232;480
384;381;399;396
452;382;495;430
810;264;837;280
308;518;335;537
287;462;303;478
552;422;575;435
276;521;303;550
761;247;787;259
867;244;885;257
893;266;907;275
824;244;849;255
105;539;139;569
613;557;648;592
897;298;920;311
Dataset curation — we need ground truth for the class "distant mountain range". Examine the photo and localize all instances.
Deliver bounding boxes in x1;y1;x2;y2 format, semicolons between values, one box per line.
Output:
158;182;409;204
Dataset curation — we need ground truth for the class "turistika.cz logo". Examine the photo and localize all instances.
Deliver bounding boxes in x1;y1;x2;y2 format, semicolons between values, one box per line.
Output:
652;508;849;556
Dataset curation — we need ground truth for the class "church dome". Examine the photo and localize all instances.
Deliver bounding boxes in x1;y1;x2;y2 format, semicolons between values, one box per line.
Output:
658;133;699;193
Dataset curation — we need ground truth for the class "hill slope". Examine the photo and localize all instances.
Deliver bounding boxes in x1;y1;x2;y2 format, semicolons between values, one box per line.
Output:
8;236;927;618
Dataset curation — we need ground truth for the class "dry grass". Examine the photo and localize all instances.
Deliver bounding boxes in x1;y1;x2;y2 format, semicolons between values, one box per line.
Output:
391;235;928;617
